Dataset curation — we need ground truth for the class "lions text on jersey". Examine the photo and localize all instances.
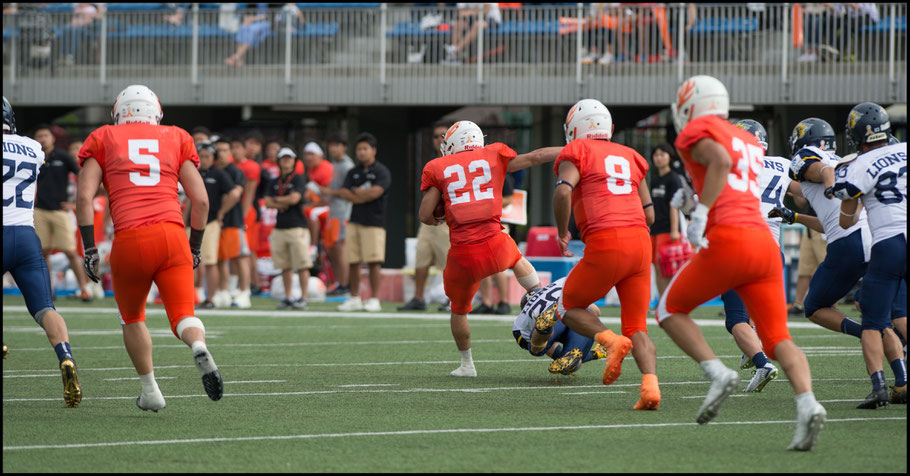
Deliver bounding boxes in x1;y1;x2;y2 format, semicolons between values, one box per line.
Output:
758;155;792;245
833;142;907;245
3;133;45;226
513;277;566;342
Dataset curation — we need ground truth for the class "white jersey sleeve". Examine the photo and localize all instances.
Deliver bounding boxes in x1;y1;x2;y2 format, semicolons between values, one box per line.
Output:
833;142;907;245
758;155;792;246
513;277;566;342
3;134;45;227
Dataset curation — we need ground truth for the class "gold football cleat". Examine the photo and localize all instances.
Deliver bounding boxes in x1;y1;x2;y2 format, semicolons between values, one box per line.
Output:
60;359;82;407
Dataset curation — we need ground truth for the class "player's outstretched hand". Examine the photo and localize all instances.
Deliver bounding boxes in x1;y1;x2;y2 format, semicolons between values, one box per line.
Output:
686;204;710;250
557;232;573;257
768;206;797;224
83;248;101;283
191;248;202;269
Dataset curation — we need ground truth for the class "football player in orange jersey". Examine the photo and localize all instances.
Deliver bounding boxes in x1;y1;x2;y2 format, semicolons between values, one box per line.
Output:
552;99;659;410
76;85;223;412
659;75;825;450
419;120;561;377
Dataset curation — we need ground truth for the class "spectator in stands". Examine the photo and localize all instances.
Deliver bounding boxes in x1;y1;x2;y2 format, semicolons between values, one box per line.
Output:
580;3;620;66
327;133;392;312
164;3;187;26
190;142;235;309
32;124;91;301
473;174;516;314
322;133;356;297
224;3;271;67
301;141;334;250
648;143;685;297
213;139;247;308
264;147;313;309
799;3;841;62
191;126;212;146
399;123;450;311
60;3;103;66
227;135;262;303
444;3;502;65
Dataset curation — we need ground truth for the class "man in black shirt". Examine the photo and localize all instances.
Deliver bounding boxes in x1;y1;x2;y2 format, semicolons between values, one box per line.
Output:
264;147;313;310
325;133;392;312
186;142;235;309
213;141;245;308
32;124;91;301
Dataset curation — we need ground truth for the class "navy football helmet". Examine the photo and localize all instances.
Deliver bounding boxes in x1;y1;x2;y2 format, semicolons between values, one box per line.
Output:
2;96;14;134
734;119;768;150
789;118;836;156
845;102;892;152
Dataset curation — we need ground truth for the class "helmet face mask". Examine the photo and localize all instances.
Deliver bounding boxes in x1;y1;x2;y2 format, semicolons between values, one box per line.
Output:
2;96;15;134
789;118;837;156
564;99;613;143
672;75;729;133
441;120;484;156
112;85;163;126
734;119;768;151
845;102;891;152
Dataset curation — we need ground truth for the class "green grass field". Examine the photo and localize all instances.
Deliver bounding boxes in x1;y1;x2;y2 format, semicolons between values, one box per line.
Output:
2;294;906;473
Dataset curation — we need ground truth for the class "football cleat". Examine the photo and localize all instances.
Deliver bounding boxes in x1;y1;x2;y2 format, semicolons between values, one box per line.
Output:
534;306;558;335
633;374;661;411
856;388;890;409
696;367;739;424
194;349;223;401
739;353;754;370
136;392;166;412
338;296;364;311
595;330;633;386
590;343;608;361
889;385;907;404
450;365;477;377
548;348;583;376
743;364;778;393
60;358;82;407
788;400;826;451
2;343;7;359
397;298;427;311
291;298;308;310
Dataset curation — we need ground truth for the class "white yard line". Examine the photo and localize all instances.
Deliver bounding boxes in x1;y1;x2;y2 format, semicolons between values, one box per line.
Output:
103;376;176;381
227;380;287;384
3;417;904;452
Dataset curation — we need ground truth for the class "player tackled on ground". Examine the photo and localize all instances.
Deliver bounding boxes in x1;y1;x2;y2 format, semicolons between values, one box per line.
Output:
418;120;560;377
2;96;82;407
552;98;659;410
76;85;223;412
659;75;825;450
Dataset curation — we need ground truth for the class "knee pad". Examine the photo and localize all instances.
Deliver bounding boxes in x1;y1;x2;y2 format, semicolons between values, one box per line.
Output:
175;316;205;341
34;307;54;328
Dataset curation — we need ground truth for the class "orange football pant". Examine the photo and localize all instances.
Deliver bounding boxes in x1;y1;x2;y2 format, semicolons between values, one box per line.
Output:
444;231;523;315
109;222;196;337
657;224;792;360
562;226;652;337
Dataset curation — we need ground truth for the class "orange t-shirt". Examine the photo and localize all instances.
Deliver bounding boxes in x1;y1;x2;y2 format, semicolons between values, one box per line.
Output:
554;139;649;240
674;115;767;232
78;123;199;232
306;159;334;186
421;143;517;245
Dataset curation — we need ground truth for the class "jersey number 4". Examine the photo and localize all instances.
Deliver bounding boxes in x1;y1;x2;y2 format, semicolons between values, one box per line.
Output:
444;160;494;205
730;137;763;197
128;139;161;186
2;158;37;209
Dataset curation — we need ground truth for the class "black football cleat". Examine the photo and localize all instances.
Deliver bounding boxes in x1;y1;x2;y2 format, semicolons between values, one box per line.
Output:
856;388;890;409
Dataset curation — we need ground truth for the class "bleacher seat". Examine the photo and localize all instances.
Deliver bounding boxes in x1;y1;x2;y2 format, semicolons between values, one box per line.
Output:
683;17;758;35
296;3;380;9
862;16;906;32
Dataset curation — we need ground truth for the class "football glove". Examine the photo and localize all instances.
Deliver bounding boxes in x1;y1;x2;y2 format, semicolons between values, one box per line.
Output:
557;231;573;257
768;206;797;224
670;182;698;215
83;248;101;283
686;203;710;250
823;186;835;199
191;248;202;269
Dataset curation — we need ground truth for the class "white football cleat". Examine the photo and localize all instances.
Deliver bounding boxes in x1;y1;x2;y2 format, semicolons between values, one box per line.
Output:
788;401;826;451
234;289;252;309
450;365;477;377
696;367;739;424
136;390;166;412
743;364;778;393
338;296;364;311
364;298;381;312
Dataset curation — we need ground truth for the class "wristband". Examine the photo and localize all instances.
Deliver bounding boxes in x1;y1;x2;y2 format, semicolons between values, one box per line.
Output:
189;227;205;250
840;210;855;217
642;203;654;209
794;212;799;222
79;224;96;250
555;180;574;191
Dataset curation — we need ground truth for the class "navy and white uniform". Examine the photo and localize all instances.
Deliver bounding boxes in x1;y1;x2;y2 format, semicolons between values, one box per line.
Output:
512;277;596;362
833;142;907;330
790;145;873;318
3;133;55;318
721;155;791;333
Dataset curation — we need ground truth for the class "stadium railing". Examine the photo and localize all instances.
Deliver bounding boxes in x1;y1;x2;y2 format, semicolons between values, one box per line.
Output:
2;3;905;106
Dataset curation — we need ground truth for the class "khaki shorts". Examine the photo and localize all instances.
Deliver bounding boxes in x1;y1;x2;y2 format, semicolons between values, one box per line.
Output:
271;227;313;271
198;220;222;266
415;222;450;269
797;228;828;277
34;208;75;252
347;223;386;264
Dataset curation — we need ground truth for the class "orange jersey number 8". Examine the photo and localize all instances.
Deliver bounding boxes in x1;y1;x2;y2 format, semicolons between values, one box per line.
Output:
128;139;161;187
729;137;763;197
444;159;494;205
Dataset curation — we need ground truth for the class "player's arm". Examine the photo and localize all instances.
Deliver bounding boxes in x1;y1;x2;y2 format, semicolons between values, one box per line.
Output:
334;184;383;204
76;157;102;248
419;187;443;226
839;198;862;229
802;160;836;191
507;146;563;173
219;184;243;215
689;138;730;208
639;183;655;227
768;203;825;233
553;160;579;257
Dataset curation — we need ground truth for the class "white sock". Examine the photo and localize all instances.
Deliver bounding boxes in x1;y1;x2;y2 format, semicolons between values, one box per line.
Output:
459;349;474;367
138;372;160;395
699;359;726;379
191;340;208;356
795;391;817;409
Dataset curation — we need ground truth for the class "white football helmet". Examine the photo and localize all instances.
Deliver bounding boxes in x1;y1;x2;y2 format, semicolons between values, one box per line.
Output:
671;75;729;133
564;99;613;143
441;120;484;156
111;85;163;125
